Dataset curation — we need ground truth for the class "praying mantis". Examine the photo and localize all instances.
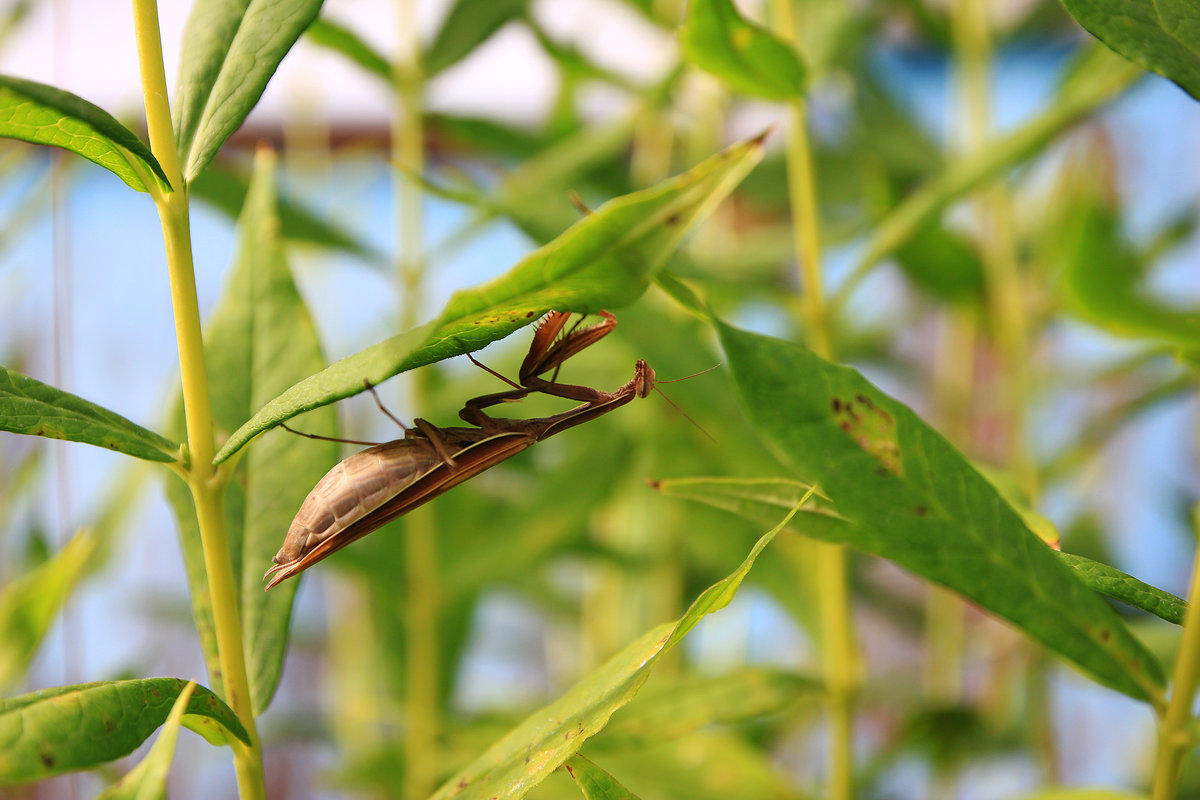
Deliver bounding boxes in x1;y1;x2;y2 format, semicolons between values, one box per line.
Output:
264;310;661;589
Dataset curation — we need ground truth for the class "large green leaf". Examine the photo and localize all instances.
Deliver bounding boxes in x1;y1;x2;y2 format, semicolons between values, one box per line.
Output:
0;679;247;786
428;499;803;799
174;0;325;181
95;682;196;800
0;75;168;192
0;531;96;691
716;322;1166;706
426;0;529;77
214;133;766;464
0;366;179;463
165;149;337;713
679;0;806;100
1062;0;1200;101
656;478;1189;626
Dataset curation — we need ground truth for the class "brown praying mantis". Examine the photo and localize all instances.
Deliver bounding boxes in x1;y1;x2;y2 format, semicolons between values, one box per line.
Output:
265;310;674;589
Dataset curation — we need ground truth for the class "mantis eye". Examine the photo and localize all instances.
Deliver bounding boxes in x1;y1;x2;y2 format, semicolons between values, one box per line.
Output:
635;360;655;398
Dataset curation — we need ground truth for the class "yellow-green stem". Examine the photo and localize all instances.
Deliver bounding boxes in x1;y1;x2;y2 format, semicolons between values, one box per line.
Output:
950;0;1052;780
393;4;437;797
1151;508;1200;799
781;95;831;360
924;310;974;702
770;2;859;796
131;1;262;797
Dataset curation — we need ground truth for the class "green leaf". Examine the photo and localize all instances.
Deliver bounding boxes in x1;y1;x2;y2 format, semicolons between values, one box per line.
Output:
0;531;96;692
189;164;379;259
1060;553;1188;625
1062;0;1200;101
0;366;179;463
1060;197;1200;346
0;678;248;786
214;133;766;464
166;149;338;713
716;322;1167;706
426;0;529;77
0;75;169;192
306;18;389;82
893;223;985;305
429;500;803;799
652;476;846;531
564;756;641;800
174;0;325;181
601;667;820;743
95;682;196;800
576;731;797;800
679;0;806;101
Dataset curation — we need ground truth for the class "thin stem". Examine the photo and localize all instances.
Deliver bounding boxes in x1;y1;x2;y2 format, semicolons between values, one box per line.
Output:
1151;509;1200;799
924;309;975;702
781;93;830;359
393;4;438;798
131;1;262;797
950;0;1051;781
769;2;859;797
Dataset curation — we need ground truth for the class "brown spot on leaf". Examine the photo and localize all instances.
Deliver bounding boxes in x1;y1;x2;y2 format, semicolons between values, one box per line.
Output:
832;392;902;475
40;752;53;768
915;506;927;516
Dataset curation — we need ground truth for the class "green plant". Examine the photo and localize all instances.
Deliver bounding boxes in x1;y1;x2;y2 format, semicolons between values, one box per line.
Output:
1;1;1199;799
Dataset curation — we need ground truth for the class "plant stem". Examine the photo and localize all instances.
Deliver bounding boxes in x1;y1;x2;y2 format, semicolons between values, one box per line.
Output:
925;310;975;701
950;0;1056;781
393;4;437;797
951;0;1038;502
1151;508;1200;799
131;1;262;797
769;2;859;797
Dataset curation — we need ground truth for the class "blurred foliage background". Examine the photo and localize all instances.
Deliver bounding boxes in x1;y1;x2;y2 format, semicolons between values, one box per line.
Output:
1;0;1199;798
